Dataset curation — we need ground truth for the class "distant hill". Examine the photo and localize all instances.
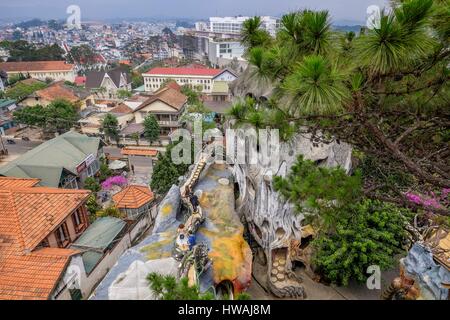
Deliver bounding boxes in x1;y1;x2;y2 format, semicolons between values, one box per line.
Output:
332;25;363;33
13;19;45;29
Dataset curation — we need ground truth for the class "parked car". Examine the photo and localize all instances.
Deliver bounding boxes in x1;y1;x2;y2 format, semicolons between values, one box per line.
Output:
21;136;30;141
6;139;16;144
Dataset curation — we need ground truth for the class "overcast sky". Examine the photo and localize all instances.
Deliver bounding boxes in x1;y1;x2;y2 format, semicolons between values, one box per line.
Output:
0;0;390;23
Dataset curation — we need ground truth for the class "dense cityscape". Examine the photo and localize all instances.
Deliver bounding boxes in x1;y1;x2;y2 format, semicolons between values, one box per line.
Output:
0;0;448;306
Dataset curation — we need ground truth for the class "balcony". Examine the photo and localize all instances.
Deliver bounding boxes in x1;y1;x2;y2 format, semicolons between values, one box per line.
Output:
157;120;180;128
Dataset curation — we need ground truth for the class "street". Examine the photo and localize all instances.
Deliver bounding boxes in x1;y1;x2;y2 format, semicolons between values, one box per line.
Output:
104;146;154;186
0;137;43;166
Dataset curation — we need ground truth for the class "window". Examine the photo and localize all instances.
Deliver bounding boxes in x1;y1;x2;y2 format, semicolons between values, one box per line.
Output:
56;222;70;248
35;238;50;250
72;208;85;233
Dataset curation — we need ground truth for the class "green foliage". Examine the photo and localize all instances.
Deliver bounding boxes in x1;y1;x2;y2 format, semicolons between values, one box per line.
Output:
68;45;97;65
83;177;100;193
181;85;203;105
13;99;78;134
5;81;47;100
274;155;362;229
131;71;144;89
241;17;272;51
241;1;450;211
312;199;409;286
227;97;297;141
117;89;132;99
101;114;120;144
282;55;349;115
274;156;412;285
235;292;252;300
147;273;214;300
98;163;113;182
86;194;101;219
150;141;190;195
96;206;123;219
130;132;140;145
0;40;64;61
143;114;160;144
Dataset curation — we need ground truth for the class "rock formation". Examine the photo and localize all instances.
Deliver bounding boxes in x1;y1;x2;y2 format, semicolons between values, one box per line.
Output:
231;132;352;298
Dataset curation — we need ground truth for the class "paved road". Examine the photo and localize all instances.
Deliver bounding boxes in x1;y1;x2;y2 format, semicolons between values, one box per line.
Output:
0;137;43;166
104;146;154;186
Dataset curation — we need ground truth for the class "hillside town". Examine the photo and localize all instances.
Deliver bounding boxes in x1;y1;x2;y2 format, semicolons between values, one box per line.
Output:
0;0;449;304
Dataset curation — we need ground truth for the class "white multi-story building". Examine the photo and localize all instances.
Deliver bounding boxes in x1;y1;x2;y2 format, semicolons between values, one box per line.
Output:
142;67;237;94
209;16;280;36
208;39;245;62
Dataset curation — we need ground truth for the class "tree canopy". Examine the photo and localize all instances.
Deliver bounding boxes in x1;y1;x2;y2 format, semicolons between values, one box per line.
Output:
13;99;78;134
143;114;160;144
0;40;65;61
150;141;190;195
4;80;47;100
235;0;450;215
274;156;412;285
101;113;120;145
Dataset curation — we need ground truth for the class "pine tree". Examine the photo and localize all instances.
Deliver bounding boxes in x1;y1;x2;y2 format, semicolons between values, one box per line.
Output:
143;114;160;144
101;114;120;145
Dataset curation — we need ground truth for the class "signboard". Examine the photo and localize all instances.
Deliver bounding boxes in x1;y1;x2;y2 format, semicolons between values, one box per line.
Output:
76;161;87;173
76;154;95;174
84;153;96;167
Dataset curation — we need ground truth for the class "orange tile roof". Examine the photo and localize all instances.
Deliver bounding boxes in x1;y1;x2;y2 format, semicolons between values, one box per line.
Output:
0;176;40;188
0;178;88;299
110;103;133;114
0;61;75;73
121;148;158;157
34;82;79;103
0;247;78;300
136;87;187;112
113;185;154;209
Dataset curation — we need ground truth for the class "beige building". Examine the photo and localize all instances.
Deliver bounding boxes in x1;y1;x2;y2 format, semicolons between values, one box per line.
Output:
21;81;94;110
79;107;134;136
132;86;187;137
142;67;237;94
0;60;76;82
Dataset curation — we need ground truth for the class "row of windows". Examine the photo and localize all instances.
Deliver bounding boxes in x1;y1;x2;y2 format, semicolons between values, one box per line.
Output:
145;83;211;91
146;77;211;84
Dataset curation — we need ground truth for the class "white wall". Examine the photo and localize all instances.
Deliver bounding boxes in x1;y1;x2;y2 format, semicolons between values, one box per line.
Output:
53;206;158;300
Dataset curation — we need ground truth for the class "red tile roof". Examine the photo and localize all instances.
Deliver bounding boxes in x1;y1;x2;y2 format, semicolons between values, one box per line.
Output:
113;185;154;209
0;176;40;188
0;178;88;299
0;183;90;252
144;67;223;77
110;103;133;114
0;61;75;72
34;82;80;103
74;76;86;85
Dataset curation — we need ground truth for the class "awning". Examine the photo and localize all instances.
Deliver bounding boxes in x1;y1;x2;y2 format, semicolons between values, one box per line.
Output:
120;123;144;136
71;217;127;273
108;160;127;170
121;148;158;157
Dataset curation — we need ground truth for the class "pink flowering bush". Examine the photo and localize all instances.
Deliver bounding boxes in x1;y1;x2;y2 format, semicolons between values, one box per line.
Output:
405;188;449;210
101;175;127;190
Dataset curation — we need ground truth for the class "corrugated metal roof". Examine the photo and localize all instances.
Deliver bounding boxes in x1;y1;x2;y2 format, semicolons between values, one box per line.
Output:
0;131;101;187
0;99;16;109
71;216;126;251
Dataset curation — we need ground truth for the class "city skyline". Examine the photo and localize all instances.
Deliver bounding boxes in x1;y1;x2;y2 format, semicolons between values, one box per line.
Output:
0;0;389;24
